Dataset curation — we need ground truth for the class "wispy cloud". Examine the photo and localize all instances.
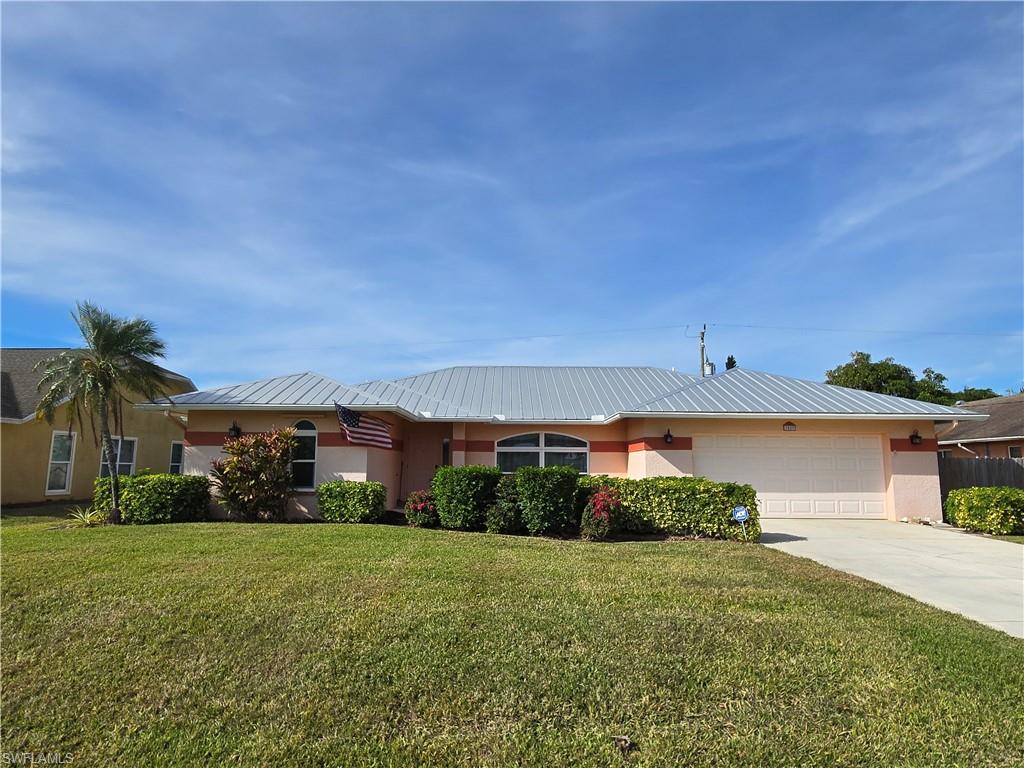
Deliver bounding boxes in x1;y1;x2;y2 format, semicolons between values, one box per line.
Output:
2;2;1021;391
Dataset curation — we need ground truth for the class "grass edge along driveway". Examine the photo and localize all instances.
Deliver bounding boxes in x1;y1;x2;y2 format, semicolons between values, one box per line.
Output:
2;514;1022;767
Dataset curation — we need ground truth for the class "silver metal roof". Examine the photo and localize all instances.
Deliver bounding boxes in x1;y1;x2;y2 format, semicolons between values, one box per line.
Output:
148;366;987;423
634;368;978;417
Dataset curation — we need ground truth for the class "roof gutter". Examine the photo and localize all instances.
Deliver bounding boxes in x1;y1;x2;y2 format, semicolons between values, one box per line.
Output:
938;435;1024;445
134;402;991;425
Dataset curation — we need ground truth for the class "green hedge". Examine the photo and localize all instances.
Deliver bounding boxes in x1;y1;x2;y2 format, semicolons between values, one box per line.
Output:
515;465;580;535
486;475;525;534
93;474;210;525
317;480;386;523
432;465;502;530
945;487;1024;535
577;475;759;542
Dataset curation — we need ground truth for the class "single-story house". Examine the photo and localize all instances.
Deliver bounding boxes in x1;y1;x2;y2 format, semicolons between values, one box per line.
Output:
0;348;196;506
936;394;1023;459
142;365;985;521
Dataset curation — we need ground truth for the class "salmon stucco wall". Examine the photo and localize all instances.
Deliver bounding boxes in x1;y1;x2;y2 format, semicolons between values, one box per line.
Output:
183;409;405;518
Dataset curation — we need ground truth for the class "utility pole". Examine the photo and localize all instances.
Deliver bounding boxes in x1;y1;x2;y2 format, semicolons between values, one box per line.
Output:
699;324;715;377
699;325;707;377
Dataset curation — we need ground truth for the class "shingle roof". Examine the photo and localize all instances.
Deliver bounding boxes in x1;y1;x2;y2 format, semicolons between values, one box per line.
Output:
937;394;1024;444
1;348;195;421
152;365;986;424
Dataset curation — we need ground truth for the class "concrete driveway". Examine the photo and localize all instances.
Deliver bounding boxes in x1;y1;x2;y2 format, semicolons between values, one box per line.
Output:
761;520;1024;638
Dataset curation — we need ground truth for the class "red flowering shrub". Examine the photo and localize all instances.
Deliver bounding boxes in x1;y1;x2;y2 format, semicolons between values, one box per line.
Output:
580;485;622;541
405;489;439;528
210;428;296;522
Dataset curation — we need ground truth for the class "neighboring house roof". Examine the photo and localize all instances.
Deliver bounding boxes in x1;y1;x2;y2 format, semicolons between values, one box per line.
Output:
145;365;987;424
937;394;1024;444
0;347;196;423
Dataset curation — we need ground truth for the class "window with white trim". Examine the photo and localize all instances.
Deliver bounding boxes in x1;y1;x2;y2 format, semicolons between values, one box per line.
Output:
98;437;137;477
46;431;76;494
291;420;317;490
495;433;588;473
1009;446;1022;459
169;441;184;474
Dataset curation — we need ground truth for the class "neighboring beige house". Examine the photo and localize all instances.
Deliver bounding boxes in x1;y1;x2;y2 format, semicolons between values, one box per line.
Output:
937;393;1024;459
141;366;986;522
1;348;196;506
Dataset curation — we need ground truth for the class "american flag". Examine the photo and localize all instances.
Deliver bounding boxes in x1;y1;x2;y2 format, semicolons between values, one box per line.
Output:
334;403;393;448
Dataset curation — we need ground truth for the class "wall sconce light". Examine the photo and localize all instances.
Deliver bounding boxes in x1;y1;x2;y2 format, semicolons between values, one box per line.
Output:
910;430;922;445
227;421;242;439
664;429;673;445
783;421;797;432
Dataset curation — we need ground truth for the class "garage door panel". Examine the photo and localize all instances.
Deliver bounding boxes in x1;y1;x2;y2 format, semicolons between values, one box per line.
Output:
693;434;886;519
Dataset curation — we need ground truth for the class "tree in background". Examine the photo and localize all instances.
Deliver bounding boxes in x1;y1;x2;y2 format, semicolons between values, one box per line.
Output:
826;352;916;399
825;352;1002;406
35;302;171;524
725;355;737;370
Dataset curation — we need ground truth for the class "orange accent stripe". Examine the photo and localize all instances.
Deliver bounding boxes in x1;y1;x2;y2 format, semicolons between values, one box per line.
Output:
590;441;628;453
890;437;938;452
627;436;692;452
184;431;402;451
183;431;228;447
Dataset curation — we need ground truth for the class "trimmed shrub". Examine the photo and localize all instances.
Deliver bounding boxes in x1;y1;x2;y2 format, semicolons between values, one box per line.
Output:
515;465;580;535
618;476;760;541
211;429;296;522
580;485;623;541
404;489;439;528
318;480;387;523
575;474;760;542
432;465;502;530
576;474;631;528
945;487;1024;535
93;474;210;525
486;475;524;534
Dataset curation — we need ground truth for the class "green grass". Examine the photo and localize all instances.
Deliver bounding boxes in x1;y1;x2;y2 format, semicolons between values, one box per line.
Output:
993;534;1024;545
2;516;1022;767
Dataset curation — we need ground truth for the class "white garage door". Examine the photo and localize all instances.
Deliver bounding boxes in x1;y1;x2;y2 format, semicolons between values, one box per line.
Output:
692;434;886;518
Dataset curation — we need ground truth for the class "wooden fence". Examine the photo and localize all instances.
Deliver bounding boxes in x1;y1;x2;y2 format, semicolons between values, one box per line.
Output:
937;456;1024;504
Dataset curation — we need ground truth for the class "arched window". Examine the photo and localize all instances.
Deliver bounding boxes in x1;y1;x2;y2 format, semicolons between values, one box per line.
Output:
495;433;588;474
292;420;317;490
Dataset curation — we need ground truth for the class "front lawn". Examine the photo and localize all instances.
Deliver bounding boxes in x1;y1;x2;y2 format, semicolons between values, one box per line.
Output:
2;516;1021;767
993;534;1024;545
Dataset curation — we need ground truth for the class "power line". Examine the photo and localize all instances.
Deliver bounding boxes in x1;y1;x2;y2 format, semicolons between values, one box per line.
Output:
708;322;1022;339
229;320;1022;354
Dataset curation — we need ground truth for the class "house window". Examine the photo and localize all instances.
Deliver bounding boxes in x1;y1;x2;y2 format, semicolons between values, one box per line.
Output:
495;433;588;473
169;441;184;474
1010;446;1022;459
98;437;137;477
46;431;76;494
291;420;317;490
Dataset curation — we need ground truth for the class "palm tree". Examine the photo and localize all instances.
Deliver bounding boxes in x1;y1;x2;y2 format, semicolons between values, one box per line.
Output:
35;302;171;524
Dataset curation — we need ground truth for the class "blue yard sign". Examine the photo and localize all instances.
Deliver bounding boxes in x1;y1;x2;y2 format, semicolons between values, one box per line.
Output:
732;505;750;540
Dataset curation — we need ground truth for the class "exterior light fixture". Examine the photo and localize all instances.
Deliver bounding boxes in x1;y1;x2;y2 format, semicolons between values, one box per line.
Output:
227;421;242;439
783;421;797;432
910;430;923;445
664;429;673;444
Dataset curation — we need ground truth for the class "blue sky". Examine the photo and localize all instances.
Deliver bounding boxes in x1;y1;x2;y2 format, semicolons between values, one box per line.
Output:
3;2;1022;392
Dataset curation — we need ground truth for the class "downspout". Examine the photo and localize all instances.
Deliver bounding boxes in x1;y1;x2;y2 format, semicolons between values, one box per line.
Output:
935;420;959;439
956;442;978;457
